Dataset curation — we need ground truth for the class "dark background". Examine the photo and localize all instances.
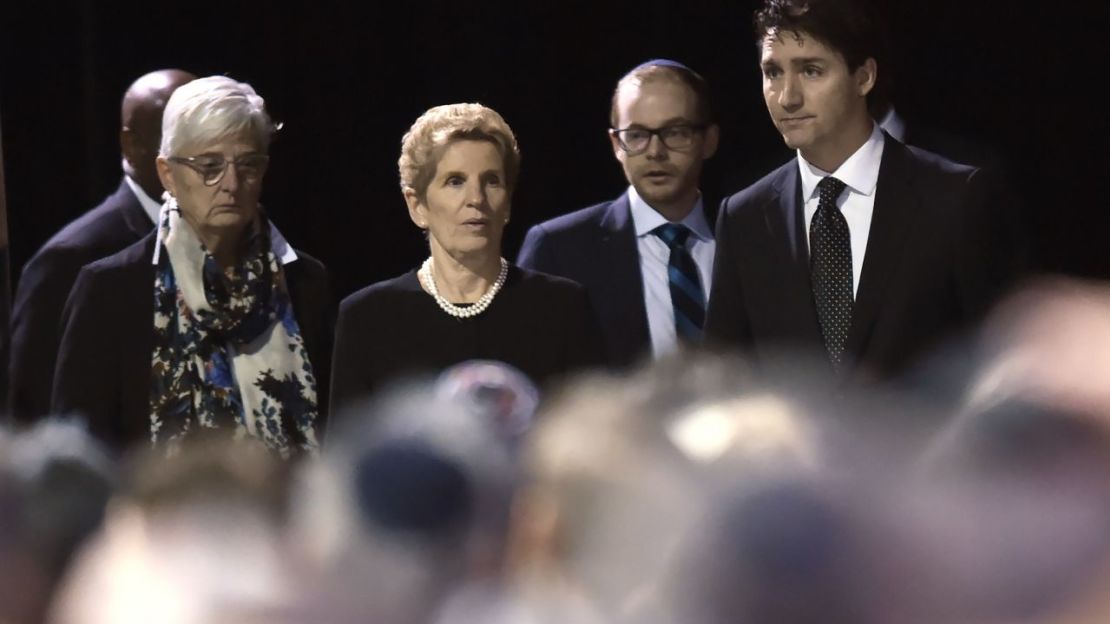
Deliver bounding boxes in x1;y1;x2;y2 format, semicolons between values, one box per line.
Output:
2;0;1107;301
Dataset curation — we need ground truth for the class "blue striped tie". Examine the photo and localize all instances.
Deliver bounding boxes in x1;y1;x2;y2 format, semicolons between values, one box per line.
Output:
654;223;705;342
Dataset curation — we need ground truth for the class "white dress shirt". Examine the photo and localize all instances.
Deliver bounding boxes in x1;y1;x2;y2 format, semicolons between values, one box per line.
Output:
628;186;716;358
798;123;885;298
124;175;165;225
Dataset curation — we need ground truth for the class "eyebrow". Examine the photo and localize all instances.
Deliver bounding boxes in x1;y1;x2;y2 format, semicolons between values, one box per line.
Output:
440;168;504;179
789;57;829;66
762;56;829;68
192;150;264;158
626;117;696;129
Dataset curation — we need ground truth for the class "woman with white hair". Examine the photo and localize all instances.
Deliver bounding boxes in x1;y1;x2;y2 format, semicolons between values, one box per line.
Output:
52;75;332;458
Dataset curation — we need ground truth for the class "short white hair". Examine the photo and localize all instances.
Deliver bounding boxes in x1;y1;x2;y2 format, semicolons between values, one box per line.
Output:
158;75;274;157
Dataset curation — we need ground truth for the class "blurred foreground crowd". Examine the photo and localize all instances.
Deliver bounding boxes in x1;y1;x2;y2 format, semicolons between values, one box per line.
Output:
4;278;1110;624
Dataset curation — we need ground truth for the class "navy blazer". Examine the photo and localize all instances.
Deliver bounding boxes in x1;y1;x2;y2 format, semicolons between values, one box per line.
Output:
50;231;334;454
9;179;154;422
517;193;652;368
705;135;1017;382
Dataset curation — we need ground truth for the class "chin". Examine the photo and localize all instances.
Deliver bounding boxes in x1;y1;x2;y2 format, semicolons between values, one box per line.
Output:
780;130;814;151
208;215;251;227
444;239;503;258
638;186;683;207
204;215;254;235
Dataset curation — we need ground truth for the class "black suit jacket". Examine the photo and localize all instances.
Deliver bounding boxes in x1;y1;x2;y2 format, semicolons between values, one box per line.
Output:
9;179;154;422
705;136;1015;382
517;193;652;368
50;231;334;454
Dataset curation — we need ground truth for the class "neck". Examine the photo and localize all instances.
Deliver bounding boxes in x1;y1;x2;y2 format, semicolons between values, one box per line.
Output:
184;216;248;270
647;188;700;223
208;241;243;270
802;117;874;173
427;244;502;304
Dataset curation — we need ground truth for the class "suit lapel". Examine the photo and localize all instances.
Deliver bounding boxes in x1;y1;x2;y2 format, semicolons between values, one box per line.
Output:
116;179;158;238
845;138;919;360
764;165;825;346
599;193;651;356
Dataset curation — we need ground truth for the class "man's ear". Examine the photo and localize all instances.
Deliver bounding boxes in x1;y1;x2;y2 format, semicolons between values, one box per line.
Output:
610;130;627;163
702;123;721;159
856;57;878;97
120;127;140;168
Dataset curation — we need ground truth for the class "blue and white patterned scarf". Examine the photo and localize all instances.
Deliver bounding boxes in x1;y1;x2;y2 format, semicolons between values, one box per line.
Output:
150;207;319;457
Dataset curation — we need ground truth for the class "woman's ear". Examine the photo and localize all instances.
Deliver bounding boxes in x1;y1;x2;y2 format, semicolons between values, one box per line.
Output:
404;187;427;228
155;157;176;198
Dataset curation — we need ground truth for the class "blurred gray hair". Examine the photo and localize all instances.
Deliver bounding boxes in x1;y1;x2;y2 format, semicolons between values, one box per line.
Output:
159;75;274;157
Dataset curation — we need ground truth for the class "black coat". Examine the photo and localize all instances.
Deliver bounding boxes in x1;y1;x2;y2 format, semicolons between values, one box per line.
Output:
10;179;154;421
705;135;1019;382
51;230;334;453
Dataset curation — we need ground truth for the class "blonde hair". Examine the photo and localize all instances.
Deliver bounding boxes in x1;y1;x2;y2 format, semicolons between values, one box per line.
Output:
398;103;521;198
159;75;275;157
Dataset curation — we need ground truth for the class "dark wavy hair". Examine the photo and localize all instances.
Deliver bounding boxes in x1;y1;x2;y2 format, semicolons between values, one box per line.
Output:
754;0;890;113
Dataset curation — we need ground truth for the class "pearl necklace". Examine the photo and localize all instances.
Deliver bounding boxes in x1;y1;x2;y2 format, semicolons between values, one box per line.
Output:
419;256;509;318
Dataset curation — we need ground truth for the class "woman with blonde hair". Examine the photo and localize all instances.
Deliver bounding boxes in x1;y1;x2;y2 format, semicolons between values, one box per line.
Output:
330;103;600;411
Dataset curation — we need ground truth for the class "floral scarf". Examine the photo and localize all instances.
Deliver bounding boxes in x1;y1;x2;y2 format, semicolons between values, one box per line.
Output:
150;207;319;457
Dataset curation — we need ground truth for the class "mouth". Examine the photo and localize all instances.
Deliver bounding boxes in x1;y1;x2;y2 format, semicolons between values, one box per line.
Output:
780;115;814;126
462;218;490;228
643;170;674;182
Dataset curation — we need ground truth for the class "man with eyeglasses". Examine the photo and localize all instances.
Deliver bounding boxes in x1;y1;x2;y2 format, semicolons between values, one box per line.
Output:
518;59;719;367
8;69;195;422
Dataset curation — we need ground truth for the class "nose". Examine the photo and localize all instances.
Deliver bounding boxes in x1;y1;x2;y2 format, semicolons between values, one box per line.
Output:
645;132;668;160
778;74;803;113
464;179;487;207
218;161;240;192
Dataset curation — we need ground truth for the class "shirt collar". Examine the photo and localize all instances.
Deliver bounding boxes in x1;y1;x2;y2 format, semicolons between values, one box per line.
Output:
628;185;713;242
124;175;163;225
798;122;885;201
877;106;907;143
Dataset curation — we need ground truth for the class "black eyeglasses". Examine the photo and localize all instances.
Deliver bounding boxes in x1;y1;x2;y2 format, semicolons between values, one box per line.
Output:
610;123;708;155
166;153;270;186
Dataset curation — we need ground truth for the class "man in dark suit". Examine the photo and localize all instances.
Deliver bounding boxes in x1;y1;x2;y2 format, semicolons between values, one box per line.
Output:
8;69;195;421
705;0;1016;383
518;60;719;368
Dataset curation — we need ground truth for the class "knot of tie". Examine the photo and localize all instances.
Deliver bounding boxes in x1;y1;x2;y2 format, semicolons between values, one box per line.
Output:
654;223;691;250
817;176;847;207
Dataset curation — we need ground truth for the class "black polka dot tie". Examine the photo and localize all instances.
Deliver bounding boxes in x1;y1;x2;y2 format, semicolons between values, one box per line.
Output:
810;176;852;371
653;223;706;342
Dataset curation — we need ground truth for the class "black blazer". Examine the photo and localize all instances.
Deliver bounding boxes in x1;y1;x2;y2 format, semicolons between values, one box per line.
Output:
50;230;334;453
9;179;154;421
516;192;651;368
705;136;1016;382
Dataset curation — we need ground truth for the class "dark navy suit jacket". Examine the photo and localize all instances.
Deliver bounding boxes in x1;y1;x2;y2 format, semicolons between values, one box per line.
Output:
9;179;154;421
705;135;1019;382
517;192;652;369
